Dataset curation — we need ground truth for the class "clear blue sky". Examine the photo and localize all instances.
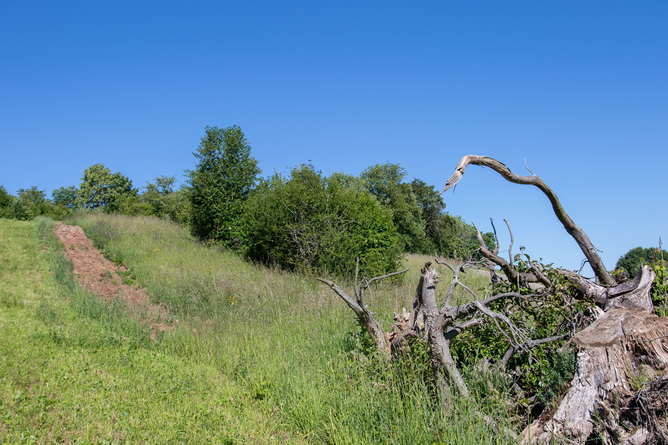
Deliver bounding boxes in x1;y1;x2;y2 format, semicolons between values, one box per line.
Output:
1;1;666;274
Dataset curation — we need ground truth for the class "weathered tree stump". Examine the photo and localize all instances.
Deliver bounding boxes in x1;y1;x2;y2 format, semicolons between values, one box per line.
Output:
523;266;668;444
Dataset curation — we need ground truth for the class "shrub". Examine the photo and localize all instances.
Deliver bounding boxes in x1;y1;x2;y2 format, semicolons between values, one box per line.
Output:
52;185;77;209
360;163;426;253
0;186;15;218
243;165;402;278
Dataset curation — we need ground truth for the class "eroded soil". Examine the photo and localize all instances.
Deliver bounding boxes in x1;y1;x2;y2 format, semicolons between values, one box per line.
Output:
55;224;173;339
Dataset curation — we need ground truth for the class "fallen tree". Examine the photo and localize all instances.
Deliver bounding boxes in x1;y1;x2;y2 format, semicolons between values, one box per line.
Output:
319;155;668;444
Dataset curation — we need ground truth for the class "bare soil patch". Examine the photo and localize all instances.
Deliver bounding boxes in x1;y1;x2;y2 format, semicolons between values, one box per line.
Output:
54;224;173;339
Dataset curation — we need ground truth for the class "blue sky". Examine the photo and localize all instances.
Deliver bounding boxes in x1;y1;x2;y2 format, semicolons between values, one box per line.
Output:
1;1;666;274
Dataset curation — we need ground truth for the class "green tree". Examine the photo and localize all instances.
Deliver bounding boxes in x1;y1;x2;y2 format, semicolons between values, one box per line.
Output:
243;165;401;278
616;246;668;278
410;179;446;253
76;164;136;212
162;186;192;225
142;175;177;216
52;185;78;209
0;186;13;218
13;186;47;220
188;125;261;244
360;163;425;253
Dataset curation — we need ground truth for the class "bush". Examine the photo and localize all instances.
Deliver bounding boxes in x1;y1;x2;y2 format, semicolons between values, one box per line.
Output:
243;165;402;278
0;186;14;218
52;185;77;209
360;163;426;253
4;186;72;221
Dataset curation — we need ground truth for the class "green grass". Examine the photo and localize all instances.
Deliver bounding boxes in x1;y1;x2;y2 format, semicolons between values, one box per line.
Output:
0;218;304;444
65;214;518;444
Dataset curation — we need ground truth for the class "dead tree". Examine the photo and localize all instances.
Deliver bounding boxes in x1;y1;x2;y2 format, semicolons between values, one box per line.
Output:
319;259;543;401
441;155;616;287
441;155;668;444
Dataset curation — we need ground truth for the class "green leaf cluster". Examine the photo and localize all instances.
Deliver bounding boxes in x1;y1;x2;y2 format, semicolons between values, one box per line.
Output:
360;163;426;253
357;163;493;258
451;255;587;409
52;185;77;209
243;164;401;278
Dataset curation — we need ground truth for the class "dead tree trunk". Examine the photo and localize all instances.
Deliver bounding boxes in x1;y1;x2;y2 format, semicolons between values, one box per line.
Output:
521;266;668;444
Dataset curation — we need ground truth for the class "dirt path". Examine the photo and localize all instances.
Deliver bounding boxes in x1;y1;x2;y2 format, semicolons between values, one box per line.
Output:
54;224;173;339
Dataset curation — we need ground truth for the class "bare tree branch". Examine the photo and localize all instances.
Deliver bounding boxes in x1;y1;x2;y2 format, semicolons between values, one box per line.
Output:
440;155;615;286
496;334;570;371
361;268;409;291
317;277;391;356
504;219;514;266
473;299;532;349
490;218;500;256
434;258;469;308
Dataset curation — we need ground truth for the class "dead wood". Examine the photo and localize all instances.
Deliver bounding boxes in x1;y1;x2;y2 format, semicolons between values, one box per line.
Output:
320;259;538;402
523;266;666;444
316;261;408;357
472;221;544;288
440;155;615;286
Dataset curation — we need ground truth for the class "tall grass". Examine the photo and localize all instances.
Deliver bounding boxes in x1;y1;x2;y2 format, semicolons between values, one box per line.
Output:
68;213;516;444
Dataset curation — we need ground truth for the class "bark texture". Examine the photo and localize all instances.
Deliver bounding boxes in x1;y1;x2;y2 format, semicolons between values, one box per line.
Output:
523;266;668;444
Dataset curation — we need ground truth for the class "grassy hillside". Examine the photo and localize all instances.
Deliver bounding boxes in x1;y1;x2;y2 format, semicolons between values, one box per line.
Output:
0;218;304;444
2;214;516;444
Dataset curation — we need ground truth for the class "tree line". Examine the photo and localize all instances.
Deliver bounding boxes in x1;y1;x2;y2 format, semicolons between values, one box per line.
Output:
1;124;659;278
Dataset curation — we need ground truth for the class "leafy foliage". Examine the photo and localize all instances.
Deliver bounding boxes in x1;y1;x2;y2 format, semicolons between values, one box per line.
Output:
410;179;446;253
243;165;402;278
76;163;136;212
0;186;13;218
52;185;78;209
188;125;260;245
360;163;426;253
0;186;71;221
616;246;668;278
13;186;46;220
142;175;176;216
450;255;587;408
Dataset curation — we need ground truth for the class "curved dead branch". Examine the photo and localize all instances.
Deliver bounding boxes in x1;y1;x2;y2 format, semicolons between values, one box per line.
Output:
440;155;615;286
